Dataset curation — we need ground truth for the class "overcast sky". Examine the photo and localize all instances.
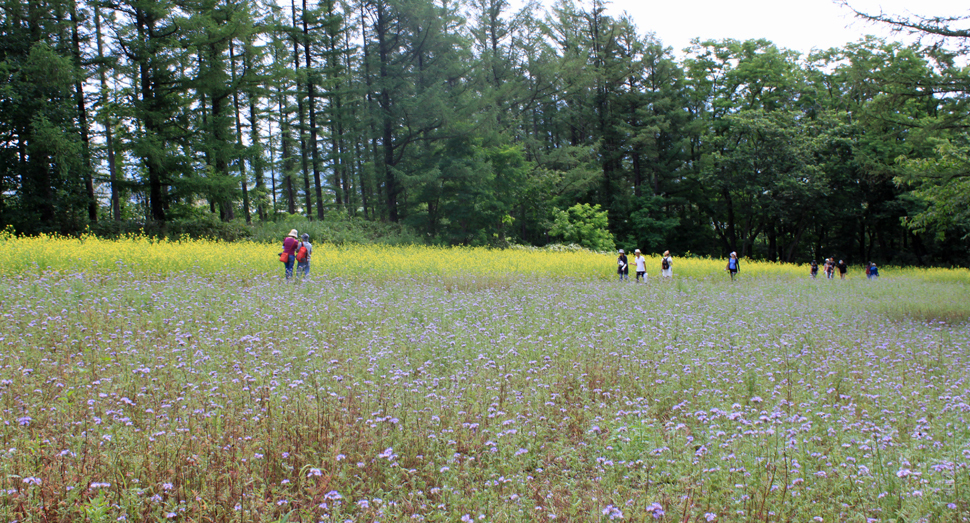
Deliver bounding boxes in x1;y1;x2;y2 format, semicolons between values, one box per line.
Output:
556;0;968;55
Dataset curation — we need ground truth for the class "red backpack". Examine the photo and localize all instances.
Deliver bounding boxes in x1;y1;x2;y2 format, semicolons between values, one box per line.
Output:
295;242;308;263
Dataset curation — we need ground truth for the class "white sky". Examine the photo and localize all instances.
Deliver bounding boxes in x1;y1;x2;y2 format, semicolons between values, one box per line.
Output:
565;0;969;55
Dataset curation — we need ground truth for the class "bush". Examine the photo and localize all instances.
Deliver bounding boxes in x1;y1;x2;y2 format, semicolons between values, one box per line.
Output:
548;203;616;252
90;217;252;242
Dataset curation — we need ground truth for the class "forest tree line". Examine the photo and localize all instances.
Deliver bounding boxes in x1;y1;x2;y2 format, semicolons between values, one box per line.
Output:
2;0;969;264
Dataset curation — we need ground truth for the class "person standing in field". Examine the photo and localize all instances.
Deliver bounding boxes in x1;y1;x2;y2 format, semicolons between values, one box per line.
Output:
633;249;647;283
838;259;847;280
810;260;819;279
661;250;673;280
868;262;879;279
726;252;740;281
617;249;629;282
282;229;299;280
296;233;313;279
824;258;835;279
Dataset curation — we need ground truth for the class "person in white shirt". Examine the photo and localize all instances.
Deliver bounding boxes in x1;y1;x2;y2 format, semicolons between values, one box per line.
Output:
633;249;647;282
661;250;673;279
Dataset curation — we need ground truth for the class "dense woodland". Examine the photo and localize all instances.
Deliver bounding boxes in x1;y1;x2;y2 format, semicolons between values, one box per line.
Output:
2;0;969;264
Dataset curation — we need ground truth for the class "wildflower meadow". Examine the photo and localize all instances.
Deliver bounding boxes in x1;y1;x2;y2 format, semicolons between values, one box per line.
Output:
1;234;969;522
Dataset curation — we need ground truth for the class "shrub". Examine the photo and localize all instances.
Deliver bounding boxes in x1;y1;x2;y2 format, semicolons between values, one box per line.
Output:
548;203;616;252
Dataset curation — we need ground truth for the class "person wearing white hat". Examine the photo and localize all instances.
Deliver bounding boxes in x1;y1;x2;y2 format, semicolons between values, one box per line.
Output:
725;251;740;281
661;250;673;279
633;249;647;282
282;229;299;280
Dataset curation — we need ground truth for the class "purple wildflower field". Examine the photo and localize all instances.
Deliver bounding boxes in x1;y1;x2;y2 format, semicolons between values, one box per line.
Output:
1;272;968;522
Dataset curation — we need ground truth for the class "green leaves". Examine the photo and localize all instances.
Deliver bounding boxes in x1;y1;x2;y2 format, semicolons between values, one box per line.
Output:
896;139;970;240
549;203;615;252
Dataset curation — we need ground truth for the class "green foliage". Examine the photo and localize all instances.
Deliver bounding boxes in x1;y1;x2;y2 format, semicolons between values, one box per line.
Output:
86;215;422;245
549;203;615;252
2;0;970;266
88;216;251;242
896;139;970;241
623;195;680;254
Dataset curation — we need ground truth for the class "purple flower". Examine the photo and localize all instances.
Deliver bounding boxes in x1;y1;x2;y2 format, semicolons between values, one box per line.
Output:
602;505;623;520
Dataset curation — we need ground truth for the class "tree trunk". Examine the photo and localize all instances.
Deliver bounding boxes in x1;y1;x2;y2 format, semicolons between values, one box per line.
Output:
136;8;166;222
361;0;385;220
304;0;325;220
374;0;398;222
268;117;278;214
278;90;296;215
70;1;97;222
230;45;251;224
291;0;312;219
723;186;737;251
767;222;777;262
94;7;121;221
249;97;266;220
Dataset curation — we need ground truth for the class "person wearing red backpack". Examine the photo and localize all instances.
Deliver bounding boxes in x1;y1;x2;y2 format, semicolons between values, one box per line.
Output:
296;233;313;279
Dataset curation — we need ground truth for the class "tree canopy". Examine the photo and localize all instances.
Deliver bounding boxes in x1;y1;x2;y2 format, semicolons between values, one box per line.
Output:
1;0;968;265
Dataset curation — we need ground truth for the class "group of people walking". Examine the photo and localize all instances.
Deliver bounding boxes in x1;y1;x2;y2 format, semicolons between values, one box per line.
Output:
280;229;313;280
810;257;847;279
281;230;881;283
617;249;674;282
810;258;879;279
616;249;881;282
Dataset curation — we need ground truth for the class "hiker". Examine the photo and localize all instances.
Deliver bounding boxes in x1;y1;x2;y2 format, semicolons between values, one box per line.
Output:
633;249;647;283
661;250;673;279
296;233;313;279
837;259;847;280
617;249;629;282
810;260;819;279
726;252;740;281
868;262;879;279
825;258;835;279
282;229;299;280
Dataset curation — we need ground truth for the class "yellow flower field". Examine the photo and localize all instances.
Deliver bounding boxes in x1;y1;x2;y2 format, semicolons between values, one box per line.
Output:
1;230;967;282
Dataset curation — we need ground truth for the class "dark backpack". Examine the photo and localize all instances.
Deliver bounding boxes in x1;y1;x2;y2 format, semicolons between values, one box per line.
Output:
661;258;670;270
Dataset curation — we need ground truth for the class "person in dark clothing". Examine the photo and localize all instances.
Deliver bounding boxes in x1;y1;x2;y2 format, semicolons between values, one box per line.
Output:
810;260;819;279
837;259;847;280
617;249;629;282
